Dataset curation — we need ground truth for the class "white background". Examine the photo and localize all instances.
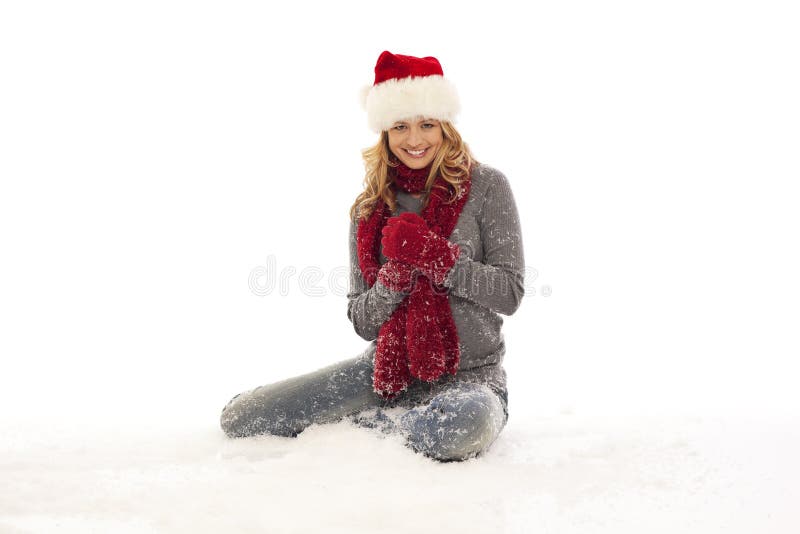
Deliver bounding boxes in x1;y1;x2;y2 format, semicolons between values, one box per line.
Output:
2;0;799;424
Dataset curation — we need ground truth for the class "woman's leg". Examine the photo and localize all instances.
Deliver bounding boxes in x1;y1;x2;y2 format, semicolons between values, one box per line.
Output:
397;381;507;462
220;349;508;461
220;353;381;438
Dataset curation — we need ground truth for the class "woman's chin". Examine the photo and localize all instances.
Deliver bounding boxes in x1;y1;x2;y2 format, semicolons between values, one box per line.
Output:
399;156;434;169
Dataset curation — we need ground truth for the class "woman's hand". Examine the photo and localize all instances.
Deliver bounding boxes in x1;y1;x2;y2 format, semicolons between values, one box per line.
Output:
377;259;418;293
380;212;461;285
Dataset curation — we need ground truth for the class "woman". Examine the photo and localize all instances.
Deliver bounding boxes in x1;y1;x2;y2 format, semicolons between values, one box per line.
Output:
220;51;525;462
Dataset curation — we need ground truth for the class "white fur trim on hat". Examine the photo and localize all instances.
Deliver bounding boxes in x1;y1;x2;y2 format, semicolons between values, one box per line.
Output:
361;75;460;133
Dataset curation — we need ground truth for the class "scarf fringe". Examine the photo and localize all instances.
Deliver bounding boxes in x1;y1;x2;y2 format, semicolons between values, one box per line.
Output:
357;162;471;398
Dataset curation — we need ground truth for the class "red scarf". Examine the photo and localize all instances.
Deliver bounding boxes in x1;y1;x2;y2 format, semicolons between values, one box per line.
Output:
356;162;471;398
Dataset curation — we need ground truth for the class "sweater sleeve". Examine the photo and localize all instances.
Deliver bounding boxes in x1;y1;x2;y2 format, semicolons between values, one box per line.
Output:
346;217;408;341
442;170;525;315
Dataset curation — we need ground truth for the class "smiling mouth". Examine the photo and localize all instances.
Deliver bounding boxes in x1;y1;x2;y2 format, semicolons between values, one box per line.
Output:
405;148;428;158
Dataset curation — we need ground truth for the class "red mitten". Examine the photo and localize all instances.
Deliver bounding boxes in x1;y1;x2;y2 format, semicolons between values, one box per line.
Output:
377;260;418;293
380;212;461;285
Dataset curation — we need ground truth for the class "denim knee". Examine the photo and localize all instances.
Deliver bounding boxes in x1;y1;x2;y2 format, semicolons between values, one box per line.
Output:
400;383;506;462
220;393;303;438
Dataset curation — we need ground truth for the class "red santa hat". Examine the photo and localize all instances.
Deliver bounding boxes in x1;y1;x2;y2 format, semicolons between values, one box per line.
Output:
361;51;461;133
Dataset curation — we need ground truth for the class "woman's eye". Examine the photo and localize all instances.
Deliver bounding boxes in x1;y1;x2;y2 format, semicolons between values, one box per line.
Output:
422;123;434;129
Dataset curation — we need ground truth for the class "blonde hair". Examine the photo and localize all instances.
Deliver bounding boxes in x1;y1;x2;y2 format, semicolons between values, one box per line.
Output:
349;121;476;222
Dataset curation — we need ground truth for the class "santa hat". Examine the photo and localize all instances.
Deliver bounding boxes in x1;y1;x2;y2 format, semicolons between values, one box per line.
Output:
361;51;460;133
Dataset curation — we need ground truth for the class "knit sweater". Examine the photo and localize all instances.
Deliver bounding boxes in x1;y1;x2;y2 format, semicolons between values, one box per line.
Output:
347;163;525;390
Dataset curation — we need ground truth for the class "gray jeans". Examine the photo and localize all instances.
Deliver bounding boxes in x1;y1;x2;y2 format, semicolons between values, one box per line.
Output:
219;349;509;462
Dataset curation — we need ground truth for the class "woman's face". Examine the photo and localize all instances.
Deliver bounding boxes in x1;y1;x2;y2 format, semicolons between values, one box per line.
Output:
387;117;444;169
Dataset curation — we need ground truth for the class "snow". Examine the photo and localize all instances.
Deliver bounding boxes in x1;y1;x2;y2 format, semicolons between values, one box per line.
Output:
2;412;798;533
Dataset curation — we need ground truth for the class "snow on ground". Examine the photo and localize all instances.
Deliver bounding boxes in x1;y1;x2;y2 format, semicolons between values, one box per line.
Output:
2;412;798;533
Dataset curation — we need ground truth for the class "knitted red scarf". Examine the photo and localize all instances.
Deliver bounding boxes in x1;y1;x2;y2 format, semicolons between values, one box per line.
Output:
356;162;471;398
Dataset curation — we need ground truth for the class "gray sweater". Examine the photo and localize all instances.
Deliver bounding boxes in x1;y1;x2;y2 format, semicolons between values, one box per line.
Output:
347;163;525;393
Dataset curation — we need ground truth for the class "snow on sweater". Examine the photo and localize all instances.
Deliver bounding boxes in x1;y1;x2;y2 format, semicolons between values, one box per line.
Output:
347;163;525;393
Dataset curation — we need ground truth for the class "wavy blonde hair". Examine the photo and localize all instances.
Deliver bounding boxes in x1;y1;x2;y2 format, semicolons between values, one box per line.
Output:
349;121;476;223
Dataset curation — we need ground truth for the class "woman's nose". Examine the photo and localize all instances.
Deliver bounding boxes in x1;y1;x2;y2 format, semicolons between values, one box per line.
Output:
407;127;422;146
